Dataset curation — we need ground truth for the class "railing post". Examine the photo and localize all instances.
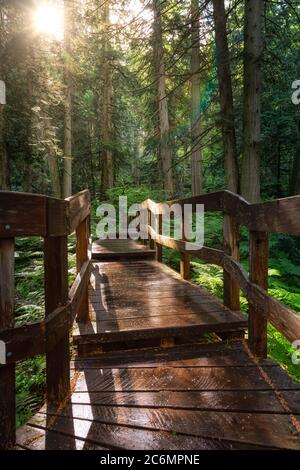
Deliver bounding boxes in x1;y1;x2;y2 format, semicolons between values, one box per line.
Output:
180;211;190;280
155;212;163;262
248;231;269;358
148;209;155;249
76;217;90;323
0;238;15;449
223;215;240;310
44;235;70;404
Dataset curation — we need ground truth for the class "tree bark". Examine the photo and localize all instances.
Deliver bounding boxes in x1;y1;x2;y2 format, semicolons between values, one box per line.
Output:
190;0;202;196
101;1;114;194
241;0;263;203
0;11;9;190
290;121;300;195
153;0;174;198
212;0;239;193
133;128;141;186
40;108;61;198
63;0;73;198
0;106;9;190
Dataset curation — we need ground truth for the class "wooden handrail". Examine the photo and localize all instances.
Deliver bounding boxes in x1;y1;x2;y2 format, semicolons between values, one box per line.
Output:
144;190;300;235
0;189;90;237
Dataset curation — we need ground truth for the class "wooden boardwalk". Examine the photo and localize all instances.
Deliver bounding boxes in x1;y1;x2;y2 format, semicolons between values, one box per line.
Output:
2;190;300;451
17;341;300;450
73;258;247;353
92;239;156;260
16;241;300;450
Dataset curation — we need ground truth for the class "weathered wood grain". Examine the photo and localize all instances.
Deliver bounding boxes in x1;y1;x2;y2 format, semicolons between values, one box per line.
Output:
66;190;90;234
16;339;300;450
75;218;90;323
248;231;269;357
0;238;15;449
0;191;46;237
223;215;240;311
40;405;300;450
44;236;70;404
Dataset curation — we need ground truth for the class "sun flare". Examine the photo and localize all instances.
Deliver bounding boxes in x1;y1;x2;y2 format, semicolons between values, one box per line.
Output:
34;2;63;40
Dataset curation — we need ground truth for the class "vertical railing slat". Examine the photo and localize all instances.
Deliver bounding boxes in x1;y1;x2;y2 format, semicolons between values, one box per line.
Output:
223;215;240;311
44;235;70;404
0;238;15;449
76;217;90;323
248;231;269;358
156;213;163;262
180;212;190;280
148;209;155;249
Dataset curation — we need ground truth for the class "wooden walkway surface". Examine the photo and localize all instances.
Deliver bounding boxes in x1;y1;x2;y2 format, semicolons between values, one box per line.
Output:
16;240;300;450
92;239;156;260
73;259;247;352
17;341;300;450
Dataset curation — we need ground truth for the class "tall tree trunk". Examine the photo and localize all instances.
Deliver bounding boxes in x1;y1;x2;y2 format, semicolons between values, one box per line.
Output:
88;119;96;199
241;0;263;203
0;10;9;190
39;106;61;198
47;151;61;198
133;129;141;186
23;164;32;193
290;121;300;195
63;0;73;198
153;0;174;198
190;0;202;196
101;1;113;194
0;106;9;190
212;0;239;193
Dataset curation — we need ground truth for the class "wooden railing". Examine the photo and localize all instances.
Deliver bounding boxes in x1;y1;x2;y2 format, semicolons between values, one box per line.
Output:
0;189;91;449
143;190;300;357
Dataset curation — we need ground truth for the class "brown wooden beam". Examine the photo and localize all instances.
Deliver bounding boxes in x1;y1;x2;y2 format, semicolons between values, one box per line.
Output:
155;213;163;262
75;217;90;323
44;236;70;404
180;213;190;280
0;238;15;449
0;191;46;237
66;190;90;234
223;215;240;311
248;231;269;358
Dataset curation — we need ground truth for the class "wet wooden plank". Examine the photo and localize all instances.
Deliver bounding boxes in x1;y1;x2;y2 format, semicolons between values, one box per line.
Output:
69;390;285;413
92;240;155;260
74;309;246;335
88;295;225;312
73;321;247;345
16;424;109;450
35;406;300;450
88;303;243;322
93;240;154;253
71;343;274;369
89;286;218;301
281;390;300;414
25;414;273;450
72;365;292;392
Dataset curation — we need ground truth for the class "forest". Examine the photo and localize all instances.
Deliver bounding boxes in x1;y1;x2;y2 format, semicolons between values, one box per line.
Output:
1;0;300;435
